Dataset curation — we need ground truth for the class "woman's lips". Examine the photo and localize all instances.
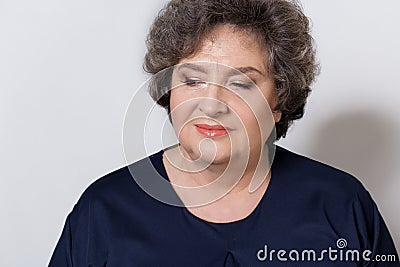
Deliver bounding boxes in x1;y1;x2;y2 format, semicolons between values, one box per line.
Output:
194;124;229;137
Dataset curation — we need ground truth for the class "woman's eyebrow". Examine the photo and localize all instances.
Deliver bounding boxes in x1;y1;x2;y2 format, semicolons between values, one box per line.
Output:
233;66;265;76
176;63;265;77
176;62;208;74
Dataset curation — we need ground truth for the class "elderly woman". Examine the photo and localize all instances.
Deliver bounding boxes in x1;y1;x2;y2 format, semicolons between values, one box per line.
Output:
49;0;399;266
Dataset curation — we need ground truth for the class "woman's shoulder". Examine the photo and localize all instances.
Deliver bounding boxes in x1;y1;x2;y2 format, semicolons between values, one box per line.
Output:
272;146;399;261
73;150;165;210
273;145;378;231
274;145;372;203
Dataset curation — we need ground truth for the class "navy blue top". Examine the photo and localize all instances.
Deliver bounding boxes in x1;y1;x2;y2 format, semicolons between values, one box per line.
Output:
49;146;399;266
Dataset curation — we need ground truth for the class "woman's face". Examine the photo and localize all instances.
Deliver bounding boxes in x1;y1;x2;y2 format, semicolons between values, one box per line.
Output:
169;24;281;166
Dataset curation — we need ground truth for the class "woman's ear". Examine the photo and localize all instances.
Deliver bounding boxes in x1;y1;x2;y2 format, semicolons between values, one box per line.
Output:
273;110;282;123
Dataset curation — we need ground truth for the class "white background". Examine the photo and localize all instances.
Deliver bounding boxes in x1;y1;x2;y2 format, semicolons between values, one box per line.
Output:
1;0;399;266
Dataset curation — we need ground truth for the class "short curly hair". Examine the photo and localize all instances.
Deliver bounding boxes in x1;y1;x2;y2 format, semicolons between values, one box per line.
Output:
144;0;319;140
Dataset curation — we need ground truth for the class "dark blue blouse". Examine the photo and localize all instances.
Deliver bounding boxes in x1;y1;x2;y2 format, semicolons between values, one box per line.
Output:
49;146;399;266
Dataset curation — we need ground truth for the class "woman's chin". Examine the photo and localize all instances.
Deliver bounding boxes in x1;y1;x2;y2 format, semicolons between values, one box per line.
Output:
178;146;231;166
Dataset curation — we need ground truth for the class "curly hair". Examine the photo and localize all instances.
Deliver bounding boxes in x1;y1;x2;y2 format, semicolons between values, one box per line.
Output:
144;0;319;140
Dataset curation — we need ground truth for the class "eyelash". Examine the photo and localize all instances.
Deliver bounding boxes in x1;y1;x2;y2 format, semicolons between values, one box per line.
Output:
181;78;254;90
230;82;253;90
181;78;206;87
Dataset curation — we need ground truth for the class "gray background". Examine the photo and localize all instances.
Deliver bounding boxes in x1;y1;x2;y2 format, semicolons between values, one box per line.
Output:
1;0;399;266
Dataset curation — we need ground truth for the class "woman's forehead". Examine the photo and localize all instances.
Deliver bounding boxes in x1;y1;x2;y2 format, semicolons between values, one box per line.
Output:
180;25;268;74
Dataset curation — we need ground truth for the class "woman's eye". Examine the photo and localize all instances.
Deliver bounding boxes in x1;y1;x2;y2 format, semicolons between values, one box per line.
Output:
229;81;253;90
181;79;207;88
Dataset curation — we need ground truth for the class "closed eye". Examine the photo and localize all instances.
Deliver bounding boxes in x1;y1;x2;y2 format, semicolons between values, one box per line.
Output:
181;78;207;88
229;81;254;90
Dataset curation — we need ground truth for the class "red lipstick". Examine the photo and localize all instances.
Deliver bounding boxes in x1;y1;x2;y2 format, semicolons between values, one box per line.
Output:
194;124;229;137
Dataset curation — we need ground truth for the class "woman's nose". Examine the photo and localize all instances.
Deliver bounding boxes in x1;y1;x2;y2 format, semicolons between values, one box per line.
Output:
198;83;229;118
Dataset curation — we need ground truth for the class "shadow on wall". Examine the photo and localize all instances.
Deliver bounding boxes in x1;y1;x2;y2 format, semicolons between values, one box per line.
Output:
306;110;399;199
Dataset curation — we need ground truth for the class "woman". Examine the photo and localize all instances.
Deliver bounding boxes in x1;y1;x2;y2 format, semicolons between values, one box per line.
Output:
49;0;399;266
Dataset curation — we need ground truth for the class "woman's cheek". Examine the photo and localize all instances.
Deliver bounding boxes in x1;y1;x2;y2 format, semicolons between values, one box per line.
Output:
170;94;197;135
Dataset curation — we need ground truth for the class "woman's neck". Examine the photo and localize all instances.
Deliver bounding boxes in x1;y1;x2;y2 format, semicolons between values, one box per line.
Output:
162;144;273;205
